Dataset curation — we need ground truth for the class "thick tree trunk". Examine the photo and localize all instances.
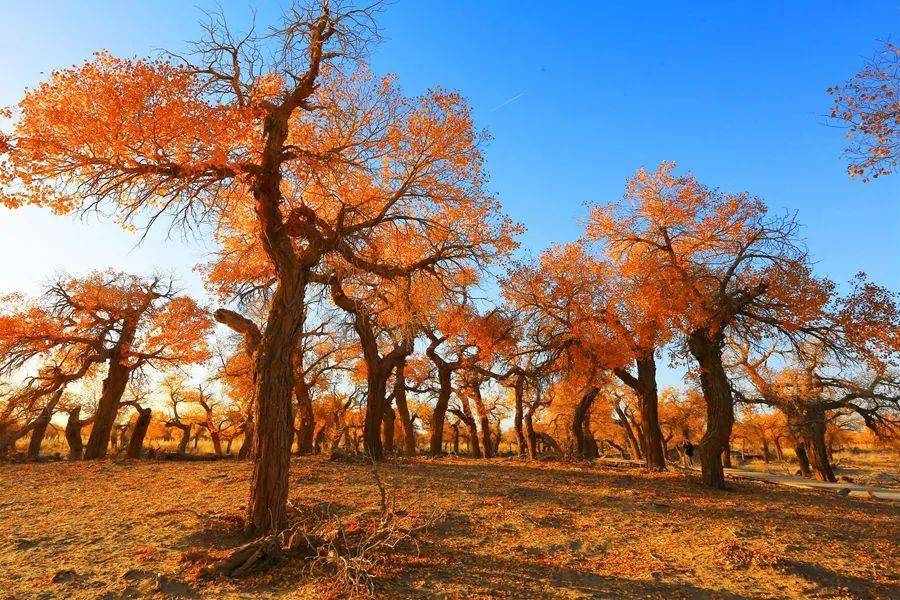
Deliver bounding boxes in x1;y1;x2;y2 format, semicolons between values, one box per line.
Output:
294;379;315;456
209;429;223;456
572;388;600;459
687;331;733;489
126;407;152;459
512;376;526;457
176;424;192;455
26;405;55;459
524;404;538;459
469;380;494;458
246;274;307;535
429;366;453;455
393;363;416;456
635;357;666;470
362;366;389;460
84;361;131;459
238;422;254;459
721;442;733;468
382;404;396;456
65;408;86;460
795;443;812;477
802;409;836;482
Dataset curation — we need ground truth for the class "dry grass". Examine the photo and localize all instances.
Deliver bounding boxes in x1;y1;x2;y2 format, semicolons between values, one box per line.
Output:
0;456;897;599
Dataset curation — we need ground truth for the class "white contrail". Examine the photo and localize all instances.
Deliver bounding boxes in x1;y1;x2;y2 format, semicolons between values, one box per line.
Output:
491;92;526;111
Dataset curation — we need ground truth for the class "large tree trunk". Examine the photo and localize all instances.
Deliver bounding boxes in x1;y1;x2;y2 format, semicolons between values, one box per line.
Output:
26;403;56;459
524;403;538;459
246;274;307;535
175;423;192;455
429;365;453;455
469;380;494;458
362;366;389;460
393;362;416;456
795;443;812;477
294;378;315;455
126;407;152;459
382;404;396;456
209;428;223;456
458;397;481;459
687;331;734;489
801;408;836;482
635;357;666;470
65;408;86;460
83;360;131;460
721;442;733;468
512;375;526;457
572;387;600;459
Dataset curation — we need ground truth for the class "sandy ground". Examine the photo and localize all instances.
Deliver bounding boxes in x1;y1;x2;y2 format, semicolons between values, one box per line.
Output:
0;456;897;599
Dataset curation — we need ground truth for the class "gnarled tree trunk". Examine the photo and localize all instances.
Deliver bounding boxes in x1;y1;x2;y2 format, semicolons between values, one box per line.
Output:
572;387;600;459
429;364;453;455
382;403;396;456
512;375;526;457
393;362;416;456
126;407;152;459
687;330;734;489
84;358;131;460
65;407;87;460
294;378;315;455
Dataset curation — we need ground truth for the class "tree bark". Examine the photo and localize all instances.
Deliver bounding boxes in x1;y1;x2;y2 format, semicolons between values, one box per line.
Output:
382;403;396;456
26;402;56;459
801;408;836;482
512;374;527;457
246;272;307;534
65;408;86;460
429;363;453;455
393;362;416;456
469;379;494;458
687;330;734;489
524;402;538;459
635;356;665;470
572;387;600;459
294;378;315;455
795;443;812;477
83;358;131;460
126;407;152;459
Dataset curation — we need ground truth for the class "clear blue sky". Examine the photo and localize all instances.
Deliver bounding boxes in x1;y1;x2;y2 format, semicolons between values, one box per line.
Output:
1;0;898;304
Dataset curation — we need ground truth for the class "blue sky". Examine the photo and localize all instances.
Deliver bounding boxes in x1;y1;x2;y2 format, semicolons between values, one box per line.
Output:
1;1;898;320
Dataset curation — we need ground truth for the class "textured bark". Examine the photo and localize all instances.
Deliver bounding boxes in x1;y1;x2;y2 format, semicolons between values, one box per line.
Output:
382;404;396;455
65;408;86;460
614;355;665;469
512;374;527;457
126;407;152;459
524;402;538;459
393;362;416;456
294;378;315;455
721;442;733;468
469;379;494;458
246;275;306;534
635;357;665;470
429;362;453;455
572;387;600;459
801;409;836;482
26;401;57;459
795;443;812;477
83;359;131;460
453;397;481;458
687;330;733;489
